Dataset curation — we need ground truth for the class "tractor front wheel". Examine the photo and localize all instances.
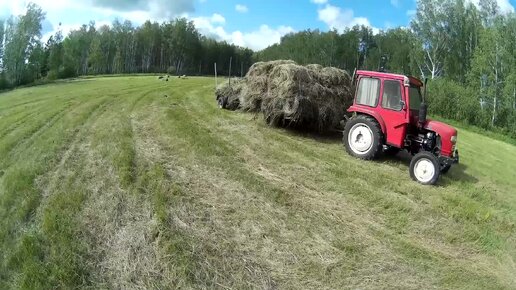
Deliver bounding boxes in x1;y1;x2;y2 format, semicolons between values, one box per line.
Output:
343;115;383;160
410;151;441;185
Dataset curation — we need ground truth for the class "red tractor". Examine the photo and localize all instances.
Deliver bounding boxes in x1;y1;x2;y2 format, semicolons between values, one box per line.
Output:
342;70;459;185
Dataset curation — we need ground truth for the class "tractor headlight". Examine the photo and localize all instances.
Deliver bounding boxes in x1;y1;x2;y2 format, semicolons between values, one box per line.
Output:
451;135;457;144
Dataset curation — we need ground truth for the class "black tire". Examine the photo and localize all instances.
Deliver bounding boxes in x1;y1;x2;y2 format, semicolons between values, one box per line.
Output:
383;146;400;156
410;151;441;185
441;164;451;174
343;115;383;160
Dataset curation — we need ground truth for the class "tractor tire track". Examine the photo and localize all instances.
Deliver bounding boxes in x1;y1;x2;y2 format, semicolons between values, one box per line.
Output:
0;97;51;113
38;96;114;201
81;85;168;287
0;103;75;170
0;100;74;141
3;97;119;290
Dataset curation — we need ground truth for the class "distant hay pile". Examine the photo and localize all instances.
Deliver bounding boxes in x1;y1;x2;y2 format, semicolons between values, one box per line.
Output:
216;60;353;131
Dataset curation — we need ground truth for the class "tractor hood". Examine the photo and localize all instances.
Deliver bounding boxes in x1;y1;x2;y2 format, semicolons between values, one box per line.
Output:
424;120;458;156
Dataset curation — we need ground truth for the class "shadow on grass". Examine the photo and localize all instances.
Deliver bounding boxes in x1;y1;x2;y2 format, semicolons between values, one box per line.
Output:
284;128;479;185
379;151;478;185
283;128;344;144
441;163;478;185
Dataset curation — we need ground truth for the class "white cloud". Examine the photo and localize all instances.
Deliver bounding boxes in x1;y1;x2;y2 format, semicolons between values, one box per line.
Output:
210;13;225;24
317;4;379;34
311;0;328;4
192;14;294;50
91;0;195;19
391;0;400;8
231;25;294;50
466;0;515;14
1;0;290;51
235;4;248;13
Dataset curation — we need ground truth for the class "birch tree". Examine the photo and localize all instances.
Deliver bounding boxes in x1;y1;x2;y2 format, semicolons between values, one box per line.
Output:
470;22;511;126
411;0;451;79
3;3;45;86
0;19;5;71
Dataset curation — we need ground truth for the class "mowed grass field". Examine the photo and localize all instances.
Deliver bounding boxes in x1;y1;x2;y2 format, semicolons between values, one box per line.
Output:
0;76;515;289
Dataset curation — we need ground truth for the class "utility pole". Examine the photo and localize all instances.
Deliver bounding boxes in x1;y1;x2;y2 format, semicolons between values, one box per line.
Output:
513;87;516;110
214;63;218;88
228;56;232;86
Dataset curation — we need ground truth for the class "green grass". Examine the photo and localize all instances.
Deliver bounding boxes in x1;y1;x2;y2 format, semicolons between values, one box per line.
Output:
0;76;515;289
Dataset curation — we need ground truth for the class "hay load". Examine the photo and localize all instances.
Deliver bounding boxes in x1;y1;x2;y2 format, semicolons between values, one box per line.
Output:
262;64;318;128
240;60;296;112
215;60;353;131
262;63;352;130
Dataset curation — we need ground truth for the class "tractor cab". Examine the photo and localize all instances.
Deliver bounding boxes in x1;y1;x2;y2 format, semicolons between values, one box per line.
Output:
342;70;459;185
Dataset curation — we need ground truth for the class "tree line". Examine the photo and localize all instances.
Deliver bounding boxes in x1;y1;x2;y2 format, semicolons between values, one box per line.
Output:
0;0;515;137
0;3;253;89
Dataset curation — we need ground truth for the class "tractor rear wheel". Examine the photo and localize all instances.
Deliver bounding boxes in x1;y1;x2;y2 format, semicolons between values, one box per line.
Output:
410;151;441;185
343;115;383;160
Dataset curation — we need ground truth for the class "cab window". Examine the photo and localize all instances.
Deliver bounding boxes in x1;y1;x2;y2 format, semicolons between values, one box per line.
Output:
409;86;422;110
356;77;380;107
382;80;402;111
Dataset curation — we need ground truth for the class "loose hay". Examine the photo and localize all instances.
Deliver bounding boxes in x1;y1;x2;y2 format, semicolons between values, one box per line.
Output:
215;60;353;131
241;60;296;112
215;79;245;110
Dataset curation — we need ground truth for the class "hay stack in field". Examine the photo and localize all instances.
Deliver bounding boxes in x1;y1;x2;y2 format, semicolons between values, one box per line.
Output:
262;63;352;131
215;79;245;110
305;64;323;71
239;60;296;112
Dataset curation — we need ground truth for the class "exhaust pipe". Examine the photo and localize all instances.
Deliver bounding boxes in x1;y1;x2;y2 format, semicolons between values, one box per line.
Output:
419;102;427;125
419;78;428;126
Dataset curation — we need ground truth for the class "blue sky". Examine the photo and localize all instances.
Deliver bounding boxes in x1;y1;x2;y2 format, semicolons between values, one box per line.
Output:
195;0;417;33
1;0;515;50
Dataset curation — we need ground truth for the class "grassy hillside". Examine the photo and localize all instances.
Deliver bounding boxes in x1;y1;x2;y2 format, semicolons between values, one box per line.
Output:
0;76;515;289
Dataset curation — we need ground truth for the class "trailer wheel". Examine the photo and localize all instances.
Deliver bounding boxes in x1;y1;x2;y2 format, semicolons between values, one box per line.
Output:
217;96;227;109
410;151;441;185
343;115;383;160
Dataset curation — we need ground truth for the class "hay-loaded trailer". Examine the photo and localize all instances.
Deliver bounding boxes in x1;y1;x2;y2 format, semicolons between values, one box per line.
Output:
342;70;459;185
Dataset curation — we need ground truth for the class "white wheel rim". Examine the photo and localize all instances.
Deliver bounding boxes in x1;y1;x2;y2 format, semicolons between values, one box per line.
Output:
414;158;436;183
348;123;374;155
